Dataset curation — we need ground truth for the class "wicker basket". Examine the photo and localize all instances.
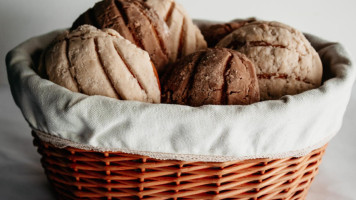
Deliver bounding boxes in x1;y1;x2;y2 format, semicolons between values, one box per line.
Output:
33;131;326;200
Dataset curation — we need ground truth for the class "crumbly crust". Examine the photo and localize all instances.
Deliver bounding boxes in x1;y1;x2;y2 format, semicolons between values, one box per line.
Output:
144;0;207;63
217;21;323;100
162;48;260;106
199;18;256;47
44;25;161;103
72;0;170;74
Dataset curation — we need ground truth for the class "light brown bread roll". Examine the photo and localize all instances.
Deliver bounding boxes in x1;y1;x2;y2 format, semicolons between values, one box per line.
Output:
162;48;260;106
217;21;323;100
144;0;207;62
72;0;170;74
41;25;160;103
197;18;256;47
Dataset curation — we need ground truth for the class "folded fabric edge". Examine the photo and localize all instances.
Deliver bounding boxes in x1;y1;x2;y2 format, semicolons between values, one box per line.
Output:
33;129;332;162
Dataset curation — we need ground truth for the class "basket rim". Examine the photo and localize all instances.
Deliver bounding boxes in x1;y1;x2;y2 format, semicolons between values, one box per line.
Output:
33;132;327;200
33;129;331;162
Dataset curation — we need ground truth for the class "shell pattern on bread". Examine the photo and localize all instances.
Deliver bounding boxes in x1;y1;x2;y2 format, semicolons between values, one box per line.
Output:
144;0;207;63
42;25;161;103
217;21;323;100
72;0;171;74
162;48;260;106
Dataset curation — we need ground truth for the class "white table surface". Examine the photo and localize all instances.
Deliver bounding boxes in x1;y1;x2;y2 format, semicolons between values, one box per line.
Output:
1;0;356;199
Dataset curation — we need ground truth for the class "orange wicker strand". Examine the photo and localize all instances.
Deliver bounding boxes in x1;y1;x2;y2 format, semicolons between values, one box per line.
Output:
32;132;326;200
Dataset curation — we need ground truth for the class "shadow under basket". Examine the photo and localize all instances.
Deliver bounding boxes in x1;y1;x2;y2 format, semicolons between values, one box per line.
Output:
32;132;327;200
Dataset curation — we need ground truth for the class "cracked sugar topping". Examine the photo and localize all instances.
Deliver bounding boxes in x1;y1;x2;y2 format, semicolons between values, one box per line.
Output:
217;21;323;100
162;48;260;106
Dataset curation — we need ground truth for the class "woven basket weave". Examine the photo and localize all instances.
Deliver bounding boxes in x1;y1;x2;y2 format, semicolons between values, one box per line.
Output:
33;131;326;200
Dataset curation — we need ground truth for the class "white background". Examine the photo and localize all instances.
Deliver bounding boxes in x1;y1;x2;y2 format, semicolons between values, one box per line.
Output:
0;0;355;199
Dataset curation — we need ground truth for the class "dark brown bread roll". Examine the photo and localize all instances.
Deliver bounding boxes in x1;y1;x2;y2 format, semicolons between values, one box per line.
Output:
72;0;170;74
162;48;260;106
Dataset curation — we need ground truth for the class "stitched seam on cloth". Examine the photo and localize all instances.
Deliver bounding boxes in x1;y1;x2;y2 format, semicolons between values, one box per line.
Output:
32;129;333;162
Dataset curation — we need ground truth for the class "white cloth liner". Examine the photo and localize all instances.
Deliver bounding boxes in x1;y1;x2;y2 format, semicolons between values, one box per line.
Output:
6;30;355;162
